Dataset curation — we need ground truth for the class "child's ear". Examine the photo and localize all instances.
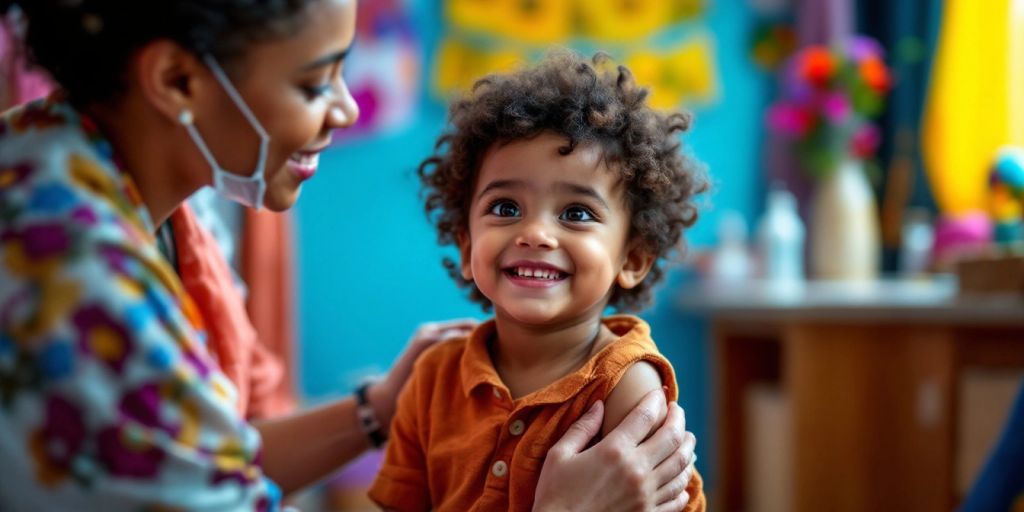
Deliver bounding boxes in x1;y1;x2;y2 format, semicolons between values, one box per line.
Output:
616;241;655;290
456;230;473;281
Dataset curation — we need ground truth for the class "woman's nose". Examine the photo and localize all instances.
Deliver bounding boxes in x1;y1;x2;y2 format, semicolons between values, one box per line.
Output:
515;219;558;249
327;79;360;130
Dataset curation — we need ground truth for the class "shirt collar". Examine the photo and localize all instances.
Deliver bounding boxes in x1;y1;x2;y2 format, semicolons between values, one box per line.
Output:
458;315;650;406
48;95;157;236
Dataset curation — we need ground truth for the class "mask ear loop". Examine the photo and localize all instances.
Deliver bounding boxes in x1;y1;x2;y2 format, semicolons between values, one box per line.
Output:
178;108;225;183
202;55;270;177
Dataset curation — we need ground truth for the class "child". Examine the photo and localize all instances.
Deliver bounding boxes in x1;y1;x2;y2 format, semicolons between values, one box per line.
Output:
368;51;708;511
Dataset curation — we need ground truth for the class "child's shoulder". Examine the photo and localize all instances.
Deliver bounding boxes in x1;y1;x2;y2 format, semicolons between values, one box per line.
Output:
412;323;483;374
594;314;677;394
598;314;661;357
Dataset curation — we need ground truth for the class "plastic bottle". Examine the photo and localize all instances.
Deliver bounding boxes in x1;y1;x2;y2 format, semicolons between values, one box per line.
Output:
758;187;806;284
709;210;754;283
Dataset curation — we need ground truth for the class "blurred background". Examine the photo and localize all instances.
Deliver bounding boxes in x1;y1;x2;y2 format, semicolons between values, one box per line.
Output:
5;0;1024;510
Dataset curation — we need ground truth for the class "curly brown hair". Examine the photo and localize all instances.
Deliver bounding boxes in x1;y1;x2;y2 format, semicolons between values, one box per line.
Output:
420;51;707;312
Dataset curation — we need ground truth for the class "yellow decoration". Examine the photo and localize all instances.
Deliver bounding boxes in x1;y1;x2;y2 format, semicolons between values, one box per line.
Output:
671;0;705;20
578;0;672;42
448;0;572;44
501;0;573;44
435;0;715;107
447;0;704;44
625;35;718;109
921;0;1024;215
435;38;526;97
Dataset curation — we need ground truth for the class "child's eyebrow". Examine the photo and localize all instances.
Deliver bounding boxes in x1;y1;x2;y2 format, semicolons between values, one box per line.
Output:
476;179;611;210
554;182;610;210
476;179;523;200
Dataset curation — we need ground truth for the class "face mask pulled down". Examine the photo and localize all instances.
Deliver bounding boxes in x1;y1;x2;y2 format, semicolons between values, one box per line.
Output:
178;55;270;210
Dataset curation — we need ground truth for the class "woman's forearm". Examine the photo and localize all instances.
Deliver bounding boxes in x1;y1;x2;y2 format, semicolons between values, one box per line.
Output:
254;396;370;495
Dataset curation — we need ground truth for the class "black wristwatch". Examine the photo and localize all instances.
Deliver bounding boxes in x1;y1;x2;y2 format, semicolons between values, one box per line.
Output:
355;382;387;448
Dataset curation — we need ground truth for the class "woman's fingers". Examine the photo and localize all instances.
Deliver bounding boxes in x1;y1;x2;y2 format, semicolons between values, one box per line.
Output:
632;398;685;469
652;426;696;488
605;389;667;449
653;448;695;505
411;318;478;344
547;400;605;459
653;490;690;512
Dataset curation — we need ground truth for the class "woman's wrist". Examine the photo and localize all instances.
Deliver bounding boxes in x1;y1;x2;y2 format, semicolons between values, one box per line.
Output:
354;383;387;448
365;381;396;435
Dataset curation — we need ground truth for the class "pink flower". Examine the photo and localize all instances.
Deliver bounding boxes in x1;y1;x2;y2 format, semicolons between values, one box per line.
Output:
820;92;850;124
850;124;881;158
768;103;816;138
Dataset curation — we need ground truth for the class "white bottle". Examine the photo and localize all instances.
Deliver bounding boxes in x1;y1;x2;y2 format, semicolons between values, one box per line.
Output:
758;187;806;284
709;210;754;283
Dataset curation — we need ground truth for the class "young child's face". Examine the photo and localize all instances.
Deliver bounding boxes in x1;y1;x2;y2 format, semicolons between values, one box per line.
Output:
459;132;652;326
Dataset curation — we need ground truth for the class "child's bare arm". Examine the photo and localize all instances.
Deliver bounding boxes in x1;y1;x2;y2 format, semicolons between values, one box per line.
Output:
601;362;666;438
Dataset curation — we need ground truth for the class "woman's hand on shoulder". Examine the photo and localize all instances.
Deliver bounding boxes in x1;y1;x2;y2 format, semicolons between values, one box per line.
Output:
601;361;665;438
368;318;478;430
534;389;698;512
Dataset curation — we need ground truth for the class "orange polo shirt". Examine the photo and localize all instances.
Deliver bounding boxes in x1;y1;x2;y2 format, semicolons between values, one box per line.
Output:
368;315;706;511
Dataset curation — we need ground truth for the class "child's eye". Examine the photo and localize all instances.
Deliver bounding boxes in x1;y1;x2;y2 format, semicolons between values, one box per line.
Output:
488;200;521;217
560;205;596;222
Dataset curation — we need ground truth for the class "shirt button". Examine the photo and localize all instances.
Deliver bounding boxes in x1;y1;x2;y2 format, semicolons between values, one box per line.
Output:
492;386;503;399
509;420;525;436
491;460;508;477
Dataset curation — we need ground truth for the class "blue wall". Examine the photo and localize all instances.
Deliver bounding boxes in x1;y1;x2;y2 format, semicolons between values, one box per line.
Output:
295;0;770;487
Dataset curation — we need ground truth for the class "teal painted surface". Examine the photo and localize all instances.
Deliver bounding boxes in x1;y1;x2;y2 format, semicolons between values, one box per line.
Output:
295;0;771;489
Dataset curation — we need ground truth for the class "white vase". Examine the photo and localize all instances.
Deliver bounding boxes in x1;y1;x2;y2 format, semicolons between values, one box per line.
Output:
809;158;880;281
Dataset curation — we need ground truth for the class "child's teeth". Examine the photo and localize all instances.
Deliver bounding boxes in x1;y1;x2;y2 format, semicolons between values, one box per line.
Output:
513;267;562;279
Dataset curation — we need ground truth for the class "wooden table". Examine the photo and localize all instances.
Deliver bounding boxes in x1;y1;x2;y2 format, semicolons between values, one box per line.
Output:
678;278;1024;512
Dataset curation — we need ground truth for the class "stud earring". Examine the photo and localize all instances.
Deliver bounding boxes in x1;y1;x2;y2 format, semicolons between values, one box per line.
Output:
178;109;194;126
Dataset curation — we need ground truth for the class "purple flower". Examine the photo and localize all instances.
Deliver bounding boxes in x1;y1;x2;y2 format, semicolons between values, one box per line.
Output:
97;423;165;478
74;305;133;374
38;395;86;466
29;395;86;485
848;36;884;63
120;383;171;432
71;206;99;226
19;224;71;260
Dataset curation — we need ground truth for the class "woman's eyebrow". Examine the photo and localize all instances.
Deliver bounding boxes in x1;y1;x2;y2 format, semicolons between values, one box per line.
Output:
300;45;353;72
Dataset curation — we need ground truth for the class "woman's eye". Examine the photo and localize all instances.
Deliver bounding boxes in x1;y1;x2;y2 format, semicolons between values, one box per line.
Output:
561;205;595;222
488;201;521;217
302;83;333;100
301;67;344;100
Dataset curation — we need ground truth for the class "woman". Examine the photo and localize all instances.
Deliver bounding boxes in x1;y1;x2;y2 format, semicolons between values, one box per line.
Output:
0;1;697;510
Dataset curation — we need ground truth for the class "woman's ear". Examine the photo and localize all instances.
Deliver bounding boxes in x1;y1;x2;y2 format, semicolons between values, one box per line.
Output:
616;240;655;290
132;40;206;124
456;230;473;281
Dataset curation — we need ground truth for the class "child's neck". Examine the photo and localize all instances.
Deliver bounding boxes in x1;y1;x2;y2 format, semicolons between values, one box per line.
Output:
490;311;617;399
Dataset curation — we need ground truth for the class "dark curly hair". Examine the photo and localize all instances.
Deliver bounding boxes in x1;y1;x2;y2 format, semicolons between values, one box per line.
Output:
1;0;317;107
421;51;707;312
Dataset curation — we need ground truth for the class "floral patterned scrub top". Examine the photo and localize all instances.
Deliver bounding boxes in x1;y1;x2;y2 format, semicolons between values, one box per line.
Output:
0;97;279;510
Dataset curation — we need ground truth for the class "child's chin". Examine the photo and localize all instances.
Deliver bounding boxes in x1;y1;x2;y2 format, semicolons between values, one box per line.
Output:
498;303;562;325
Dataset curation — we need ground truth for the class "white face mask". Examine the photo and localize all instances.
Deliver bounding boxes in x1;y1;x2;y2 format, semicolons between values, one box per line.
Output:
178;55;270;210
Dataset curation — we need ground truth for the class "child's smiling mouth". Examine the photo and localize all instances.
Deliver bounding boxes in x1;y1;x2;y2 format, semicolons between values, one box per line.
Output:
501;261;570;288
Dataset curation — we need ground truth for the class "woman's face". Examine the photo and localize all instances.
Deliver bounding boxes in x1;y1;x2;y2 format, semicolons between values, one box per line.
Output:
195;0;359;211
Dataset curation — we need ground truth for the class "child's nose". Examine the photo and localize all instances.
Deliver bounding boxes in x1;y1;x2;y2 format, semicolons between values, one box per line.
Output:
515;219;558;249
